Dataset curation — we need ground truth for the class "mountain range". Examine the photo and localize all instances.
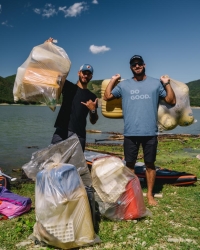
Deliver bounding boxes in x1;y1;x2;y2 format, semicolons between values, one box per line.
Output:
0;75;200;107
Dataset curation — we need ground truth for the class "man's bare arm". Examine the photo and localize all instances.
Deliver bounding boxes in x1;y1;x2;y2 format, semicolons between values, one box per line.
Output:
160;76;176;105
104;74;121;101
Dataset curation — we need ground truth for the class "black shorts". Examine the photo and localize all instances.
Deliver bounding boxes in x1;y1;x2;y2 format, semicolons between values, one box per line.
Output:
124;136;158;163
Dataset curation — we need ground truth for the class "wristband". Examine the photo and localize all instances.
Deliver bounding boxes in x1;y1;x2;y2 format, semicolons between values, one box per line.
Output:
163;81;170;87
91;110;96;114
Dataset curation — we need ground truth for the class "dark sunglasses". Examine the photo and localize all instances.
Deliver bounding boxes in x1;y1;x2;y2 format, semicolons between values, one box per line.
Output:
131;61;144;67
81;70;92;75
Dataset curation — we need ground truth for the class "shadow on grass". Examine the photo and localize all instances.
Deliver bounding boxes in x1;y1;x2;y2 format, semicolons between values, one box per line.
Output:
140;182;164;194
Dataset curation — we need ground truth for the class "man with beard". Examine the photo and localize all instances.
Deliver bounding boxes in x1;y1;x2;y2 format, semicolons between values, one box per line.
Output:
51;62;98;151
45;39;100;234
104;55;176;206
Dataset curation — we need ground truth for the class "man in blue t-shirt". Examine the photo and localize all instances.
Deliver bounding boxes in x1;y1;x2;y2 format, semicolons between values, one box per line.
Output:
104;55;176;206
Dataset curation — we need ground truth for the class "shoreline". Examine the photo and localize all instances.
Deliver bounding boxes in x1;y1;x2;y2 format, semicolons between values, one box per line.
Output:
0;103;200;109
0;103;61;106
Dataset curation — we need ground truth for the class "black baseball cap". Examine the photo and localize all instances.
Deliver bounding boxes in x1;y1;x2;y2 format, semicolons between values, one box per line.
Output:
130;55;144;65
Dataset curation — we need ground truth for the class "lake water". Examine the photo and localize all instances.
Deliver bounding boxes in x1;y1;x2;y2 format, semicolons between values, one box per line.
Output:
0;105;200;174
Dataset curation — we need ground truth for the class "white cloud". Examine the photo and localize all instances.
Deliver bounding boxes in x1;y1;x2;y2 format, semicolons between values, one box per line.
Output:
33;8;41;14
33;2;88;18
0;5;2;14
2;20;13;27
92;0;98;4
89;45;111;54
58;6;67;14
43;3;57;17
59;2;88;17
33;4;57;18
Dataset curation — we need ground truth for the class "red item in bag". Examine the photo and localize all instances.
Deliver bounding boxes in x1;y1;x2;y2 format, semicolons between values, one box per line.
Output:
116;177;147;220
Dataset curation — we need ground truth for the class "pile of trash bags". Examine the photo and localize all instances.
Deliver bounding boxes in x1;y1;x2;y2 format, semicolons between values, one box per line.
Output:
13;41;71;111
22;134;151;248
22;135;100;249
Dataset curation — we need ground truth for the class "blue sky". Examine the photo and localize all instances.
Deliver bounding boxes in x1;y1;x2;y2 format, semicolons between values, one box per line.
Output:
0;0;200;84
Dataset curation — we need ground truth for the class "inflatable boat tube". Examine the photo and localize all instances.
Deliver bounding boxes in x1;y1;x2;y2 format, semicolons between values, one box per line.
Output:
84;151;197;186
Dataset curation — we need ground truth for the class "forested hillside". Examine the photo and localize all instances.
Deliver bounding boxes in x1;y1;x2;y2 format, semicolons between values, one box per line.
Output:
87;79;103;98
0;75;199;106
0;76;15;103
187;79;200;106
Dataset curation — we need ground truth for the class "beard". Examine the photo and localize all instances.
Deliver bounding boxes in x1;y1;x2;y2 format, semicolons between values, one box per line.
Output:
131;67;145;76
79;75;89;85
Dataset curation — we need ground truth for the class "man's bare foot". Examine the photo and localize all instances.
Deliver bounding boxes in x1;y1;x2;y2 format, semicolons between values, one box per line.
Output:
147;195;157;206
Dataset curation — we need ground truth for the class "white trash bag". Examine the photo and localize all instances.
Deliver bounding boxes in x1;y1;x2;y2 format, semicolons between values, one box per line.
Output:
22;134;91;187
13;41;71;111
158;77;195;131
91;156;151;221
33;163;99;249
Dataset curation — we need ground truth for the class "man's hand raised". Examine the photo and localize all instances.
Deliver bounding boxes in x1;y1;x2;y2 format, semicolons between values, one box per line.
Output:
81;98;98;111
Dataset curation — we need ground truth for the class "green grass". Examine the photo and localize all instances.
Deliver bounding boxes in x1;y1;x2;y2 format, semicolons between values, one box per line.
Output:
0;135;200;250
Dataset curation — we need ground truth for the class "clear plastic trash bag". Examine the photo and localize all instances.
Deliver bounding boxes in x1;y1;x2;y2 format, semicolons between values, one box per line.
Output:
22;134;91;187
158;78;196;131
33;163;100;249
13;41;71;111
91;156;151;221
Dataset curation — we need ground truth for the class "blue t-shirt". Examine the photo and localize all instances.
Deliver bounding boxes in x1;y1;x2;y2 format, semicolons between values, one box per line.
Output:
111;76;166;136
